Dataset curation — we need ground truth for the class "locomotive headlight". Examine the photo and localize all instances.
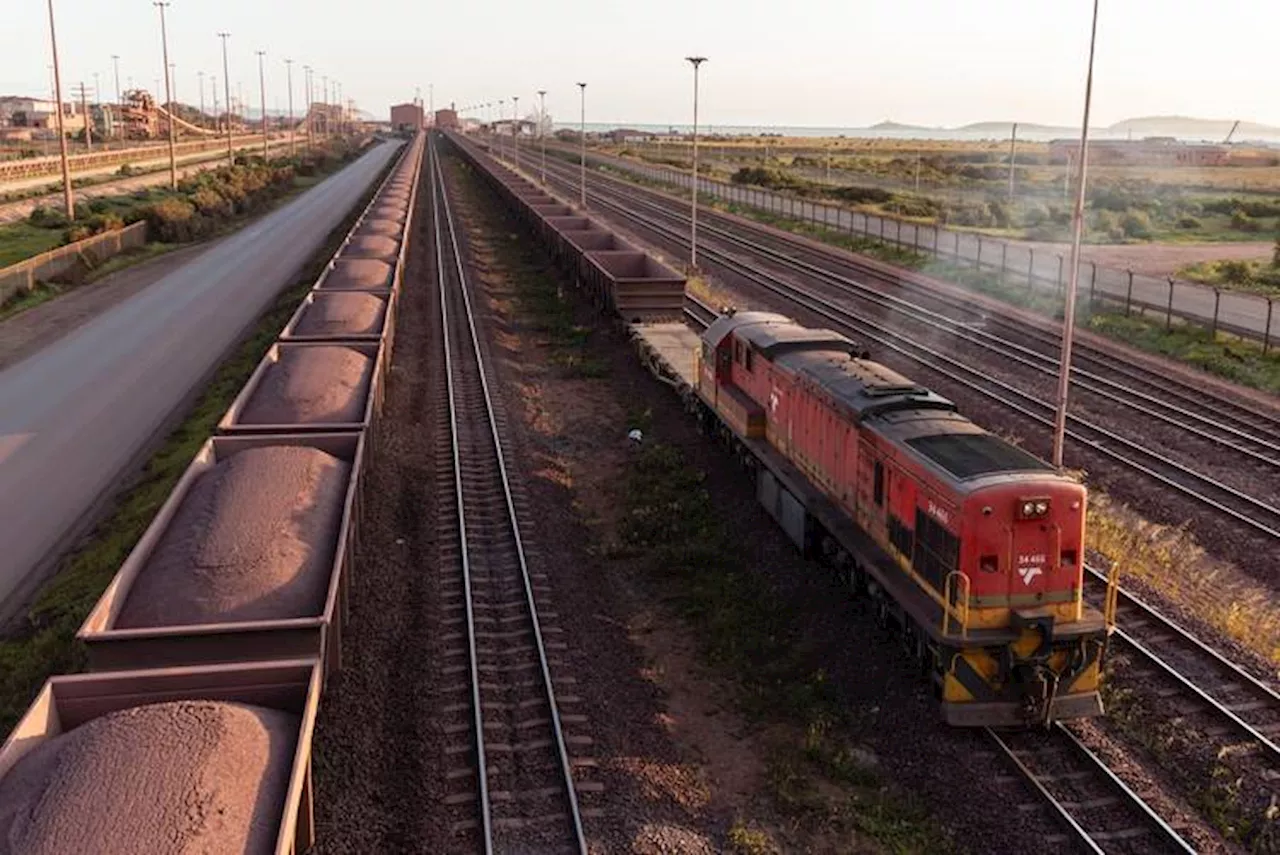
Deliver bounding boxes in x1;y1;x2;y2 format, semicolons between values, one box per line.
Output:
1018;498;1051;519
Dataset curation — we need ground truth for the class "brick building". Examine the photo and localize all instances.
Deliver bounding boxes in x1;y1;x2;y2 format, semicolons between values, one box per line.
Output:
390;102;423;132
1049;137;1229;167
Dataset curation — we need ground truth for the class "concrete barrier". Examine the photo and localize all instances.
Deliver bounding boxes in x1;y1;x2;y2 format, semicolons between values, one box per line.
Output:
0;221;149;305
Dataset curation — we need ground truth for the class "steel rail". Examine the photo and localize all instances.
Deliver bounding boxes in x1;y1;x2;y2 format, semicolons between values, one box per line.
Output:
987;725;1197;853
552;144;1280;442
530;152;1280;540
558;156;1280;464
431;135;588;854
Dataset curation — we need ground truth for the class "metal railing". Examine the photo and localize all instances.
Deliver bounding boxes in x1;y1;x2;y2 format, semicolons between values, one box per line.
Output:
590;151;1280;349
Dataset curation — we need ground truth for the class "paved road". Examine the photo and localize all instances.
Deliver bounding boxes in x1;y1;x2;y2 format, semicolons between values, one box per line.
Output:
0;139;401;614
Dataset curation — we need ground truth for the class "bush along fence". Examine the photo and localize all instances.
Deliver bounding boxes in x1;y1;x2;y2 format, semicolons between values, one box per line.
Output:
597;153;1279;351
0;221;148;306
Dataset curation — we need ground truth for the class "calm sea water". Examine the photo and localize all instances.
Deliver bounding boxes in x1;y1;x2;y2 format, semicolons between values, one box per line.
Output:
550;122;1280;145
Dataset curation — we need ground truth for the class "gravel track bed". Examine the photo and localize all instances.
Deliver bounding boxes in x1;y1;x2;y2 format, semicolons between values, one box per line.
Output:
446;149;1160;854
541;161;1280;588
311;167;447;853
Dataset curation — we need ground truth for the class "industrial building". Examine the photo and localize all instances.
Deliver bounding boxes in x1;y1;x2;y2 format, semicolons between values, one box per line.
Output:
390;102;423;132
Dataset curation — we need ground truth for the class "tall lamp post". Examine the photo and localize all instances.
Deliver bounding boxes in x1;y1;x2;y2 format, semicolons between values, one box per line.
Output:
576;82;586;207
256;50;268;159
218;32;233;166
112;54;122;138
685;56;707;268
284;59;295;156
512;95;520;167
498;99;505;161
537;89;547;185
197;70;205;124
46;0;74;219
155;1;177;189
303;66;312;151
1051;0;1100;469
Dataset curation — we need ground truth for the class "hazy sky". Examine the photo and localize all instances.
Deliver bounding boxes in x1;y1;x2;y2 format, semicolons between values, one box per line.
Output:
4;1;1277;129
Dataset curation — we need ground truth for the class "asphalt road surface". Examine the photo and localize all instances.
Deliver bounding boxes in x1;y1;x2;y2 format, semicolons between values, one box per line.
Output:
0;138;402;615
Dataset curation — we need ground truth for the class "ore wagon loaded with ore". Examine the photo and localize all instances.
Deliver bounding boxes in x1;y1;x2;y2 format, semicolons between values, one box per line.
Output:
0;133;425;854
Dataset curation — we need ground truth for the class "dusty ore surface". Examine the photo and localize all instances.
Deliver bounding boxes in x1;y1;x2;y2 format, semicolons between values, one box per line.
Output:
321;259;392;290
0;700;298;855
117;446;349;627
355;219;402;238
343;235;399;260
239;346;372;425
293;294;386;337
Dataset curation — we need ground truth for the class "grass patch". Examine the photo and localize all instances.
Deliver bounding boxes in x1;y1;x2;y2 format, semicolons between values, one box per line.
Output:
453;161;610;380
1088;493;1280;667
616;443;953;853
0;150;395;735
0;282;65;322
1177;258;1280;298
0;221;65;267
1087;312;1280;395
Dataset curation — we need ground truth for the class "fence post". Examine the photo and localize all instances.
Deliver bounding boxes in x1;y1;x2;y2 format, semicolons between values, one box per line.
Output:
975;236;982;269
1000;243;1008;283
1027;248;1035;292
914;224;920;252
880;217;886;240
1166;278;1175;330
1089;262;1097;305
896;219;902;246
933;226;940;257
1265;298;1274;354
1125;270;1134;315
1211;288;1221;337
955;230;961;261
1056;254;1064;293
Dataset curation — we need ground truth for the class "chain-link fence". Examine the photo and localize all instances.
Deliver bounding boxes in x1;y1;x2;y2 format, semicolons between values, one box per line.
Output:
603;155;1278;351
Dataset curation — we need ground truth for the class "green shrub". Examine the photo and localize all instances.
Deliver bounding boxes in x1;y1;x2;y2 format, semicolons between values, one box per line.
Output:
116;163;136;177
188;187;232;218
1177;216;1202;229
1120;210;1153;239
143;198;201;242
28;206;69;229
63;225;92;243
1217;260;1253;285
1231;210;1264;233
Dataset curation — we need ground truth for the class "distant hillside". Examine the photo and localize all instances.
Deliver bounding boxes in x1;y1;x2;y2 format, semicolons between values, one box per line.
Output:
868;120;933;132
959;120;1074;135
1105;115;1280;139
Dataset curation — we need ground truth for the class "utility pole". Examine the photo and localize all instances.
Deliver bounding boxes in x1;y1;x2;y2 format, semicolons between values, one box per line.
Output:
284;59;295;156
156;2;177;189
212;75;219;135
198;70;205;124
111;55;122;140
1007;122;1019;204
497;99;505;161
46;0;74;218
322;76;328;136
218;32;233;166
1052;0;1100;469
685;56;707;268
577;83;586;206
304;66;312;150
537;89;547;184
169;63;177;108
256;50;268;159
75;82;92;152
512;95;520;167
92;72;101;147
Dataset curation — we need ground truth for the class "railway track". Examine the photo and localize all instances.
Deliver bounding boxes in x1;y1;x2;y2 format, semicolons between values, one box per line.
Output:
428;137;588;854
988;726;1196;853
571;148;1280;446
528;152;1280;543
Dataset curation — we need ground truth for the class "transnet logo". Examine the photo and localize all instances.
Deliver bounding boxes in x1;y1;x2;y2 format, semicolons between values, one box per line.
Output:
1018;565;1043;586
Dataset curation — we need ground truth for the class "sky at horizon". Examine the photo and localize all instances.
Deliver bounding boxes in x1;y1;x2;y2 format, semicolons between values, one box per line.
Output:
4;1;1277;130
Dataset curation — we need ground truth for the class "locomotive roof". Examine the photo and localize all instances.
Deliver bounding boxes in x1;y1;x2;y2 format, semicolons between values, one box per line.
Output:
777;349;956;420
703;312;858;358
874;410;1057;482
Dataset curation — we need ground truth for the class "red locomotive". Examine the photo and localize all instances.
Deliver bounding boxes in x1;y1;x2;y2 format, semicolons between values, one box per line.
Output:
693;310;1113;727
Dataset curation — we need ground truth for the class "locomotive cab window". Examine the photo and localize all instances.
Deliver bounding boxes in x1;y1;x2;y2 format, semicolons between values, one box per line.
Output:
744;347;754;372
873;461;884;506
